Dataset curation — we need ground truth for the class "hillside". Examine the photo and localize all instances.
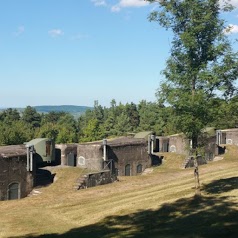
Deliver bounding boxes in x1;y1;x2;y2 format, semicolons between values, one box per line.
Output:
0;148;238;238
0;105;92;118
33;105;92;113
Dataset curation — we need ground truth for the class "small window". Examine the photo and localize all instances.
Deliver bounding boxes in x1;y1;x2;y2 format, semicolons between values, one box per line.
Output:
8;182;20;200
46;141;52;156
137;164;143;174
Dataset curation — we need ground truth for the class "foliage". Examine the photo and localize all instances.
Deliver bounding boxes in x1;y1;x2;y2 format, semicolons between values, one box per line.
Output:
2;94;238;145
148;0;238;149
21;106;41;128
0;121;33;145
0;108;20;124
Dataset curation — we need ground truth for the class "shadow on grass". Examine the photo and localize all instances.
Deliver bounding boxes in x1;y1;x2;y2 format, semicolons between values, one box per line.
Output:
21;177;238;238
202;176;238;194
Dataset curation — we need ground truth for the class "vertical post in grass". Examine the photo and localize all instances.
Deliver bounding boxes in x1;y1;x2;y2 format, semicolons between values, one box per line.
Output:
194;157;201;196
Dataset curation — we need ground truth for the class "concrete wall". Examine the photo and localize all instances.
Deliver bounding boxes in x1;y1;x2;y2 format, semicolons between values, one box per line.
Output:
204;135;217;160
0;156;34;200
224;130;238;145
107;139;151;176
169;134;189;155
55;144;78;166
156;136;169;152
76;138;155;176
77;143;103;171
84;170;117;188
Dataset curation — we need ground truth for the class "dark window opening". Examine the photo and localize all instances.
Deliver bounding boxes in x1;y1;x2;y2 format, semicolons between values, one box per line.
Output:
137;164;143;174
46;141;52;156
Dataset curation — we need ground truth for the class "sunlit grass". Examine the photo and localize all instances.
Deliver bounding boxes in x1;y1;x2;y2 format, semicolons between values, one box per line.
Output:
0;148;238;237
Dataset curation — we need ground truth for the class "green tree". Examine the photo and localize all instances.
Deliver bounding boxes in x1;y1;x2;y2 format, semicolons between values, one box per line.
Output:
41;111;66;125
125;103;140;131
137;100;170;135
36;123;59;141
22;106;41;127
148;0;238;150
0;108;20;124
57;114;78;143
93;100;104;123
114;112;132;135
0;121;33;145
80;118;102;142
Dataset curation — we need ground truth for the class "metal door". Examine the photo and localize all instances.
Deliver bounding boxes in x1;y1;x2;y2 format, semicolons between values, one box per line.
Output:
8;183;20;200
125;164;131;176
67;152;76;167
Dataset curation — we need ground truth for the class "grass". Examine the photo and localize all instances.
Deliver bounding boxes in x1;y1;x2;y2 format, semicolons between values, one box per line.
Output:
0;147;238;238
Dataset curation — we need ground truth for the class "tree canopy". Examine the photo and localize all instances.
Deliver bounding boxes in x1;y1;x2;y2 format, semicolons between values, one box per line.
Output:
148;0;238;149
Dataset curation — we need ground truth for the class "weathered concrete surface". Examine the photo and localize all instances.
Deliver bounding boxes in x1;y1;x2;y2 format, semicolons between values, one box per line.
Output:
0;145;34;200
76;170;117;189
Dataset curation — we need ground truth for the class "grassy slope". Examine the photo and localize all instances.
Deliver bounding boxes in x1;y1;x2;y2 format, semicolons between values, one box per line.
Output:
0;148;238;238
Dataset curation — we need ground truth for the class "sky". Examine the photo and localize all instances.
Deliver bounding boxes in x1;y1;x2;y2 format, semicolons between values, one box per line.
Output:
0;0;238;108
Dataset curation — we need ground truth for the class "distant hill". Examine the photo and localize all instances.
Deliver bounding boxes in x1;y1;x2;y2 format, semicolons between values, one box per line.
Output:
34;105;93;118
33;105;91;113
0;105;93;118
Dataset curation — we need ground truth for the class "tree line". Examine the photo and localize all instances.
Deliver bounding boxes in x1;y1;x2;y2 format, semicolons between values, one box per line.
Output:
0;96;238;146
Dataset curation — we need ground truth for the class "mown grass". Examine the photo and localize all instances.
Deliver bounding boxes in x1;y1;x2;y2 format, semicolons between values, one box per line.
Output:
0;148;238;238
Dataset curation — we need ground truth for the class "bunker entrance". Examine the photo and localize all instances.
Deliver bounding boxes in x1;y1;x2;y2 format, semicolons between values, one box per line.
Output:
8;182;20;200
67;152;76;167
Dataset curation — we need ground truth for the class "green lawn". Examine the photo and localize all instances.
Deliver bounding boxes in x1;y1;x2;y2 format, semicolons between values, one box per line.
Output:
0;146;238;238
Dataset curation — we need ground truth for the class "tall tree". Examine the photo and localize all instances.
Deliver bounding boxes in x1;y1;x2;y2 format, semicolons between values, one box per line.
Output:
0;121;33;145
41;111;66;125
148;0;238;150
125;103;140;131
22;106;41;128
0;108;20;124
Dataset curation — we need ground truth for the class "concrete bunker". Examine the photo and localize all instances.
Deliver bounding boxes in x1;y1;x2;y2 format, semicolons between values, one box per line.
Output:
0;145;35;201
55;144;78;166
77;137;156;176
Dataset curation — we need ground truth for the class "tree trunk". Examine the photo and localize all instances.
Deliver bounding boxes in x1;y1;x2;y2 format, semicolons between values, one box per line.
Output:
194;157;201;196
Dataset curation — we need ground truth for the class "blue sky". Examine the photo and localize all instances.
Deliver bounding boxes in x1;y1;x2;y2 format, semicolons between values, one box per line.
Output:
0;0;238;108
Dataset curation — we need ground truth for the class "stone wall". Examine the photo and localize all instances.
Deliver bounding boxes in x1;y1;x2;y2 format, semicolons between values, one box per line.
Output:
107;138;151;176
76;138;155;176
84;170;117;188
184;155;207;168
0;156;34;200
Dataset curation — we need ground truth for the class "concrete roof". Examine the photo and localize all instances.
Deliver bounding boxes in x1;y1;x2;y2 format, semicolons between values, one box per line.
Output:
107;137;146;147
0;145;27;158
78;137;146;147
219;128;238;132
134;131;153;139
26;138;50;146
